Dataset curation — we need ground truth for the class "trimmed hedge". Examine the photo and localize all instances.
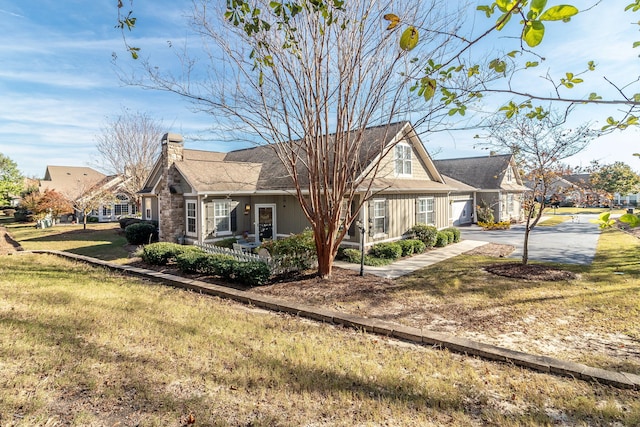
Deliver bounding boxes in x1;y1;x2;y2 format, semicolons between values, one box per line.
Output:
408;224;438;248
125;222;157;245
369;242;402;260
435;231;449;247
397;239;426;256
234;261;271;286
341;248;362;264
141;242;194;265
213;237;237;249
443;227;461;243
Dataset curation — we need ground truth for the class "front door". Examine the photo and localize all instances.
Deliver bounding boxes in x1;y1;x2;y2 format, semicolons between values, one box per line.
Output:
254;204;276;242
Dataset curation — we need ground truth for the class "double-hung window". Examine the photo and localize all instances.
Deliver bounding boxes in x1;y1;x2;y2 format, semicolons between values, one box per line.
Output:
373;199;386;235
213;201;231;234
417;197;434;225
114;194;129;216
186;201;197;235
395;144;412;176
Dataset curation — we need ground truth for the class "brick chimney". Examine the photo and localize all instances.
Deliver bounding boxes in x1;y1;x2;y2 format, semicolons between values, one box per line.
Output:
158;133;185;242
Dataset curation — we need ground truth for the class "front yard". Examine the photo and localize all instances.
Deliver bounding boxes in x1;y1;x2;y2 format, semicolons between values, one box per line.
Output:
1;214;640;425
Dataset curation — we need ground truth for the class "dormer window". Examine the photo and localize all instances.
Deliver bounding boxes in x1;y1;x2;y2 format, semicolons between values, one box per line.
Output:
395;143;412;176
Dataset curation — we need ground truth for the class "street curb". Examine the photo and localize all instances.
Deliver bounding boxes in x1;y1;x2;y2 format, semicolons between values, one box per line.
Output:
27;250;640;390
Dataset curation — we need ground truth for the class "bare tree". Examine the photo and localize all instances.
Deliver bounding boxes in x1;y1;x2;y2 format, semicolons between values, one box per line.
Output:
479;111;596;264
95;109;164;210
127;0;493;278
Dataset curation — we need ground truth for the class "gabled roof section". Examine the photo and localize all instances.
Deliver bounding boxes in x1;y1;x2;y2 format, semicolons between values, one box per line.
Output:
40;166;106;198
433;154;526;191
175;159;262;193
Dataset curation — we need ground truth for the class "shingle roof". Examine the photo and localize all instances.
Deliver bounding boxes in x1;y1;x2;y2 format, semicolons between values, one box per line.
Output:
223;121;412;190
433;154;526;191
40;166;106;198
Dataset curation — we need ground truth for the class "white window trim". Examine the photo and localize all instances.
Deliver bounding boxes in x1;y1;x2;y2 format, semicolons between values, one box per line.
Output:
372;199;386;237
144;198;152;221
395;143;413;177
186;201;197;237
417;197;435;225
213;200;232;236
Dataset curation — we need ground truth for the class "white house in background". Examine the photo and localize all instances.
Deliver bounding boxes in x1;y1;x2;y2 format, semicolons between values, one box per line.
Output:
39;165;137;222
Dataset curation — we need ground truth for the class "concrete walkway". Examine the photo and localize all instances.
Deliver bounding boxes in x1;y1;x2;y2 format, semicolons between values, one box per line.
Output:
334;239;487;278
26;249;640;390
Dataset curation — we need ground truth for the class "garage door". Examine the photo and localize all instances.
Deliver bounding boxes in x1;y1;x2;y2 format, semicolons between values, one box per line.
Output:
452;200;473;226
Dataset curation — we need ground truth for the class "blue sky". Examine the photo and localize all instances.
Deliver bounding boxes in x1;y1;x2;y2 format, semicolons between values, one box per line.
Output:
1;1;639;178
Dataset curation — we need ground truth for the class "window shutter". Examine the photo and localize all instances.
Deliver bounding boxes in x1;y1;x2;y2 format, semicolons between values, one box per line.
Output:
348;200;356;236
415;198;420;225
384;199;390;234
230;201;239;232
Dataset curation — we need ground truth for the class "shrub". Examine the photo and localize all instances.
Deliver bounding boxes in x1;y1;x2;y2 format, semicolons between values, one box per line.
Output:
442;230;455;244
476;201;494;223
408;224;438;248
88;216;99;223
234;261;271;286
369;242;402;260
443;227;461;243
213;237;237;249
262;229;317;272
478;221;511;230
435;231;449;247
119;217;142;229
125;222;157;245
141;242;186;265
14;208;33;222
399;239;426;256
200;254;238;280
341;248;362;263
175;248;207;273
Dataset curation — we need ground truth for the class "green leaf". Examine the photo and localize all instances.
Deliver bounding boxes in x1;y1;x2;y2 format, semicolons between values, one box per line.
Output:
525;61;539;68
620;213;640;227
588;92;602;101
633;41;640;48
418;77;437;101
530;0;548;14
489;59;507;73
523;20;545;47
495;12;512;31
399;26;419;51
507;50;519;58
539;5;578;21
496;0;517;13
633;93;640;102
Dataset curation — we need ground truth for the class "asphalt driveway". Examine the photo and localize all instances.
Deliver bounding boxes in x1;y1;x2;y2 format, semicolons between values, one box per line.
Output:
459;214;603;265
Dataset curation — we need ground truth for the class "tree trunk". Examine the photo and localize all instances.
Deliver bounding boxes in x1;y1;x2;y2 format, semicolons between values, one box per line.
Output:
522;225;530;265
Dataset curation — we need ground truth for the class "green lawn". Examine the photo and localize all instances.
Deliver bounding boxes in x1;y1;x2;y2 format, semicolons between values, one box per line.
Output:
1;253;639;426
6;220;130;262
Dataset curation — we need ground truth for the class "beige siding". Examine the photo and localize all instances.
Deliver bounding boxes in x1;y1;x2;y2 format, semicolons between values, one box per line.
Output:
365;193;449;245
377;142;434;182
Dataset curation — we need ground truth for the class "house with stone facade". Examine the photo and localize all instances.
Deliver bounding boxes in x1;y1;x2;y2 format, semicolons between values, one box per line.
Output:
139;122;479;250
433;154;529;223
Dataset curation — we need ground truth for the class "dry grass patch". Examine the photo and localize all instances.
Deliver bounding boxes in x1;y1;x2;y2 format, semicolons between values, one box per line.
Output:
2;253;639;426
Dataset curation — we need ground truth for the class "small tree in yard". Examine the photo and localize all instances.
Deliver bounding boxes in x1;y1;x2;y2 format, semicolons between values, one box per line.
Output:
75;190;116;230
591;162;640;205
0;153;23;206
20;189;73;223
480;111;596;264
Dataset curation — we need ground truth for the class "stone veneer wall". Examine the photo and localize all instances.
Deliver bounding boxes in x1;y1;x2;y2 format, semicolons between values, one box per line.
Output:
158;137;186;242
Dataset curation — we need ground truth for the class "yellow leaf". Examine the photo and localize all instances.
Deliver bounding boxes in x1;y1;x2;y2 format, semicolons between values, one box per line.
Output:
383;13;400;30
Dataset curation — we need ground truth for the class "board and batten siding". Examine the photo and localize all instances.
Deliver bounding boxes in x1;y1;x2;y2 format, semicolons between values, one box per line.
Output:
366;193;449;244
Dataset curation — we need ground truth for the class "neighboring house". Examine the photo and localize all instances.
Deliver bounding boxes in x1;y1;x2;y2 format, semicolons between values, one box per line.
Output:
39;165;137;222
140;122;468;249
434;154;529;223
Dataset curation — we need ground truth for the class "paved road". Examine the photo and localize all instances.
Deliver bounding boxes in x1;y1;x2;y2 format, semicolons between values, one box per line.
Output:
459;214;603;265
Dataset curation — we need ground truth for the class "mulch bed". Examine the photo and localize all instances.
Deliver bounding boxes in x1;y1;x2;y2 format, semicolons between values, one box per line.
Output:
484;262;578;281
